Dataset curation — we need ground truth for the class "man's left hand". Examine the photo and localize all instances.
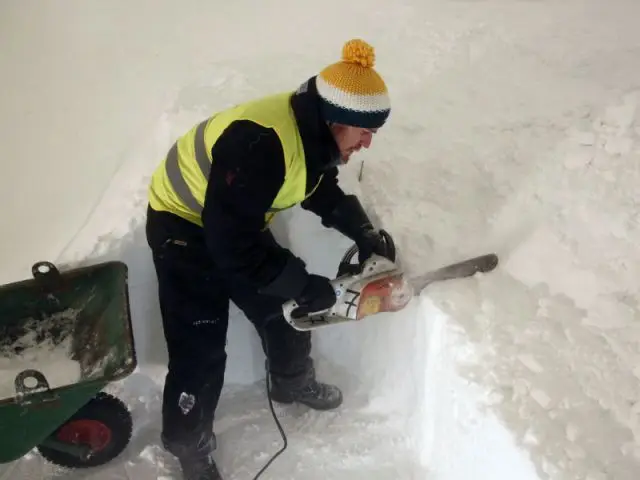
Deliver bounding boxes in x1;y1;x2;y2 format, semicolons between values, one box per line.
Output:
356;229;396;265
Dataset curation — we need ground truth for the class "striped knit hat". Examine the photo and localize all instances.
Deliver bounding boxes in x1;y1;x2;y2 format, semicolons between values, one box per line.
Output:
316;39;391;129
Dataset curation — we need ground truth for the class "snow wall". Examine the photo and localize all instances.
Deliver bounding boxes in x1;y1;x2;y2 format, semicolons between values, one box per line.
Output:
2;1;640;479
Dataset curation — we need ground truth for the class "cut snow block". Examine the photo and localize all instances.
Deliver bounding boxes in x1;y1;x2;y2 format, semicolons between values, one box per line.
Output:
0;260;136;464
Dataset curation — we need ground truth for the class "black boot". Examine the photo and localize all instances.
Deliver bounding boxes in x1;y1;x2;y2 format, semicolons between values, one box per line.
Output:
162;434;223;480
178;453;222;480
269;366;343;410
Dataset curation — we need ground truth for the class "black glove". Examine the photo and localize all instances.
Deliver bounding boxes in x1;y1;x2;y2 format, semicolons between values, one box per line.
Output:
355;228;395;265
258;256;336;318
258;255;310;299
321;194;396;266
291;274;336;318
321;194;373;240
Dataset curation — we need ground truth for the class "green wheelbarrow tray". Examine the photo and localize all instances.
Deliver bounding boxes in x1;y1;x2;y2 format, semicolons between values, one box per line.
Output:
0;260;137;465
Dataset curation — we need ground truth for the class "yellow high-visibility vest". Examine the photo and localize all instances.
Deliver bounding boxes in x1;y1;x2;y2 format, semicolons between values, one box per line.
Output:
148;91;322;228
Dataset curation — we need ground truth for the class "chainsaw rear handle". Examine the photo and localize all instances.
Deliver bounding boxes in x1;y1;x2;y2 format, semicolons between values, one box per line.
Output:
282;252;405;328
336;228;396;277
286;229;397;320
274;229;397;323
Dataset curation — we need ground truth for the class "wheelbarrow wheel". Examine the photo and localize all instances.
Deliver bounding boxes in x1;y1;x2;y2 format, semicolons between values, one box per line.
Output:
37;391;133;469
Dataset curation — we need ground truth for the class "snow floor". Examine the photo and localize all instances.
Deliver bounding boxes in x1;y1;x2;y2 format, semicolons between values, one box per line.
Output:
1;0;640;479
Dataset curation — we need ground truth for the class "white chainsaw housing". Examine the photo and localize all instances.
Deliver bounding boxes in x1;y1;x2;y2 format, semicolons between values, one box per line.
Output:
282;254;413;331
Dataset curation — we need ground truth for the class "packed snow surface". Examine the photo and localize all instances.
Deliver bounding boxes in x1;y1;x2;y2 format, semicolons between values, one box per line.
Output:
1;0;639;479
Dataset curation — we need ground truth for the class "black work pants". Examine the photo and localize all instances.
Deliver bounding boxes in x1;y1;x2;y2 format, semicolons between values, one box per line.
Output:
145;206;312;456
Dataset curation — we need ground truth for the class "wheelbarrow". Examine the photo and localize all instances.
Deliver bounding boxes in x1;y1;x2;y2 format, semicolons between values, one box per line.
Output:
0;260;137;470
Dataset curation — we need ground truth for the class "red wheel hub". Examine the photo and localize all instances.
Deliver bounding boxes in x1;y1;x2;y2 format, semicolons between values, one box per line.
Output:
57;419;112;452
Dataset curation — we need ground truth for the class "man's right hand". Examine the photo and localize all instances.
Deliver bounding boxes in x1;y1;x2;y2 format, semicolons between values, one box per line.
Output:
258;257;336;315
291;274;336;318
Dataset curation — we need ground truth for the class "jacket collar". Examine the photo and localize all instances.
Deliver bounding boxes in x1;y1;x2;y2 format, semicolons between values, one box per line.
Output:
290;76;341;174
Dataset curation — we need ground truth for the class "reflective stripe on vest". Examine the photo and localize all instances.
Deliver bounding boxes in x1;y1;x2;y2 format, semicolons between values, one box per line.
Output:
165;119;210;214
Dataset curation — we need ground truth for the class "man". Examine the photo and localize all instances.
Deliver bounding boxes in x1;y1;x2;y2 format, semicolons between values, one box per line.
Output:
145;38;394;479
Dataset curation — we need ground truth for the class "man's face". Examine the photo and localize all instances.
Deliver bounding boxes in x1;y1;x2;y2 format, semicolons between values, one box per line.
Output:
328;123;378;164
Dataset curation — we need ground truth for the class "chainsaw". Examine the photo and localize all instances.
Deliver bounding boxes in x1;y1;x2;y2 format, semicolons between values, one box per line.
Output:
281;230;499;331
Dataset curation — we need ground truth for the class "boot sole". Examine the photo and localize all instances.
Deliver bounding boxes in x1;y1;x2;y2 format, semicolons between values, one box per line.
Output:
269;393;343;411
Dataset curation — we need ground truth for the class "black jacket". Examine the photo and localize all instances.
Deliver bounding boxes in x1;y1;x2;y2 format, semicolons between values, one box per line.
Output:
200;76;347;293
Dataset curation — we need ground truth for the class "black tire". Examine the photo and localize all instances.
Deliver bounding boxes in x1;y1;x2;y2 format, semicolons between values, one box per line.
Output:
37;392;133;469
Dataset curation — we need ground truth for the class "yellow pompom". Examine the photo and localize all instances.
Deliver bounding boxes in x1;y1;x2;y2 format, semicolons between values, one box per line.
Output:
341;39;376;68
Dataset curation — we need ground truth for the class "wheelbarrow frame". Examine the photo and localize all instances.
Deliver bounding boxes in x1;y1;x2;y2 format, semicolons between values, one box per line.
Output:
0;260;137;468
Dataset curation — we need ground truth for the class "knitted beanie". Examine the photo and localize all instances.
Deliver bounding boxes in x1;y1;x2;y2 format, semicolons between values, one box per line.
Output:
316;39;391;129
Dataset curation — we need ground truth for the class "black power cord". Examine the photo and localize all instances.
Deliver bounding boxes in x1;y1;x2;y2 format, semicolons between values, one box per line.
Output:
252;340;288;480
